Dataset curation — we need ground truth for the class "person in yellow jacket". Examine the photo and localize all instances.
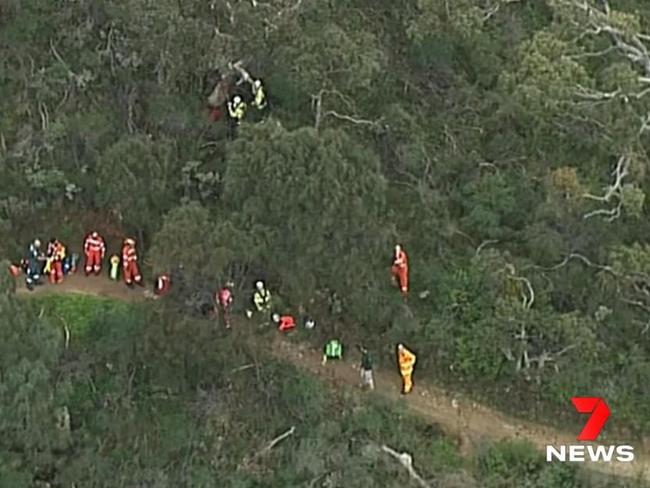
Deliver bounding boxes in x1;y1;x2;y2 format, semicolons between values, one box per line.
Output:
227;95;247;125
397;343;416;394
252;79;266;110
109;254;120;281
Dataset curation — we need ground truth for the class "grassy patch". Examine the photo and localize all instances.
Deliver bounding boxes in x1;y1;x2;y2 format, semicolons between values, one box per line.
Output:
23;293;138;337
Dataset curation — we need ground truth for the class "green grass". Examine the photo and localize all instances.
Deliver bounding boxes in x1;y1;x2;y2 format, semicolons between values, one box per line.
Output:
23;293;139;337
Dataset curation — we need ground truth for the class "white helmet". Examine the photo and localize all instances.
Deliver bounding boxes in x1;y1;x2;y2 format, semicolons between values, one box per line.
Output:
254;79;261;89
91;231;99;238
33;239;41;248
233;95;241;105
125;238;136;246
272;313;280;323
305;319;315;329
255;280;264;290
395;244;401;253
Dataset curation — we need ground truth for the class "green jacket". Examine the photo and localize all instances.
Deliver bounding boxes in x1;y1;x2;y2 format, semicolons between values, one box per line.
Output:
324;340;343;360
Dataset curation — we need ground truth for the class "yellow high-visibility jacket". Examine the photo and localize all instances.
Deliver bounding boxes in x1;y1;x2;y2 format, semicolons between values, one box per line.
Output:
228;101;246;120
398;346;416;376
253;85;266;109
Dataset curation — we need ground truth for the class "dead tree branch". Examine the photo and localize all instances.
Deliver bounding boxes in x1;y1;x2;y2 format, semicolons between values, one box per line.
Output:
524;252;617;275
622;298;650;314
483;0;523;22
475;239;499;257
258;426;296;456
50;40;77;79
312;90;324;130
583;154;629;202
238;426;296;470
564;0;650;76
381;445;432;488
498;265;535;309
508;275;535;309
582;154;630;221
528;344;576;370
231;60;254;87
230;364;255;373
323;110;383;127
478;161;500;173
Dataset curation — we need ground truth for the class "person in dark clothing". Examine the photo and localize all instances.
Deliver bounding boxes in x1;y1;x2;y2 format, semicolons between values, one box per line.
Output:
359;345;375;390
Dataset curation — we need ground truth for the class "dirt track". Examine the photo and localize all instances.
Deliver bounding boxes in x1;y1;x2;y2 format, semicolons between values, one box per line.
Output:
15;274;650;482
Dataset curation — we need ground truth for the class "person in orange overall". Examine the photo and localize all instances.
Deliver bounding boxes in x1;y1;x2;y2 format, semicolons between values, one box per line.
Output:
397;343;416;394
83;231;106;276
121;238;142;287
273;313;296;332
48;239;66;284
391;244;409;295
154;273;171;296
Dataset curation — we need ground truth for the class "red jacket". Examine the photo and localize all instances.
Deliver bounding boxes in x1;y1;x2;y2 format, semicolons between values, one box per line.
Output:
84;233;106;257
155;274;170;295
278;315;296;332
218;287;233;307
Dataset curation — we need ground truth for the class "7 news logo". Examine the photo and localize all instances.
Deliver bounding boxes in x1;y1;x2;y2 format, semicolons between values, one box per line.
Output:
546;397;635;463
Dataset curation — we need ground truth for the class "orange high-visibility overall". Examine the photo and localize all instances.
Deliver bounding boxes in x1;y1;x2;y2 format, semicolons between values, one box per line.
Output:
391;249;409;294
122;243;142;285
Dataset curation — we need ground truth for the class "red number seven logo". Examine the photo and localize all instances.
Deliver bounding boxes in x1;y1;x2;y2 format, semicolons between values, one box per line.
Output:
571;397;610;441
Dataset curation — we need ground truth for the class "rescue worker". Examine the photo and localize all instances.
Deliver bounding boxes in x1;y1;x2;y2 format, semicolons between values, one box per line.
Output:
121;238;142;287
44;238;56;276
358;345;375;390
215;282;234;328
83;231;106;276
8;263;21;278
397;343;416;395
154;273;171;296
247;280;271;317
227;95;246;125
63;253;78;275
206;70;232;122
47;239;66;284
25;239;43;290
273;313;296;332
252;79;266;110
391;244;409;295
109;254;120;281
322;339;343;365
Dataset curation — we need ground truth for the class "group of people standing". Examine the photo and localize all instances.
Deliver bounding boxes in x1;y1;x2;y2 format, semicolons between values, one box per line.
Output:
80;232;143;287
11;235;418;395
12;238;76;290
226;244;416;395
14;232;145;291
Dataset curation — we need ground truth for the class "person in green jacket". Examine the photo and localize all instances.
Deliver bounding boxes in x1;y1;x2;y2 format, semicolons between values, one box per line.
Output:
322;339;343;365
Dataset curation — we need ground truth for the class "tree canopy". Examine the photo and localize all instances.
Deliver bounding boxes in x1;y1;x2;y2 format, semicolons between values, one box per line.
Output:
4;0;650;485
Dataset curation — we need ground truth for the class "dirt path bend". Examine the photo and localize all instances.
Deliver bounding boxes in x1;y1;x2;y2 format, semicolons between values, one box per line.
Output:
15;275;650;482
